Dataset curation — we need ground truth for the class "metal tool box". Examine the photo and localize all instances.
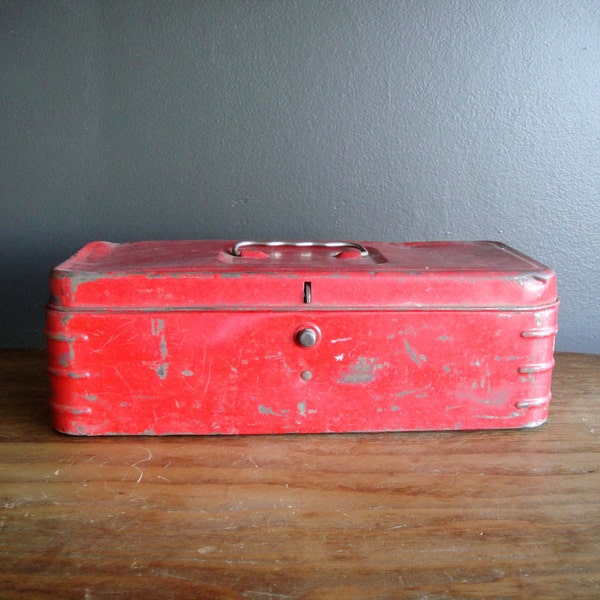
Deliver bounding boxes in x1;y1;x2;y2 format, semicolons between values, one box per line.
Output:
46;240;558;435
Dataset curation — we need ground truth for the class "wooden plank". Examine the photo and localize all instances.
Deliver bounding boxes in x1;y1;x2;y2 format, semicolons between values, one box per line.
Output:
1;350;599;598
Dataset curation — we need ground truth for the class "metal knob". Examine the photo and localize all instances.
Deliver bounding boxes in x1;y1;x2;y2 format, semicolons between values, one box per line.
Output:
296;327;318;348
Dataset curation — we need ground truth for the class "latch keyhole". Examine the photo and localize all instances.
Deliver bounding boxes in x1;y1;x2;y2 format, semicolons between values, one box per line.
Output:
303;281;312;304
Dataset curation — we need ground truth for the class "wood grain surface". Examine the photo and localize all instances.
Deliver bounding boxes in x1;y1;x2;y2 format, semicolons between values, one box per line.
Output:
1;349;599;599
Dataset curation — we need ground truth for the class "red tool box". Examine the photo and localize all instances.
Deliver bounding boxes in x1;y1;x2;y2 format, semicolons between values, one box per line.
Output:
47;240;558;435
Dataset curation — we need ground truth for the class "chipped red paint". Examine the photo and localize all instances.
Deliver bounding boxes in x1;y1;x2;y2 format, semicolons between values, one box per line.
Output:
46;240;558;435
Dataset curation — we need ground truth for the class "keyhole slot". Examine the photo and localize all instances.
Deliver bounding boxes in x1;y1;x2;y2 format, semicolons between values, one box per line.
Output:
303;281;312;304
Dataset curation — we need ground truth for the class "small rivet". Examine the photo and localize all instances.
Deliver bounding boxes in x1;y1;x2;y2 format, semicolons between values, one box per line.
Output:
301;370;313;381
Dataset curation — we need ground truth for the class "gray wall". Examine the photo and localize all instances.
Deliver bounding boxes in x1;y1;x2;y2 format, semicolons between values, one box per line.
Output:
1;0;598;352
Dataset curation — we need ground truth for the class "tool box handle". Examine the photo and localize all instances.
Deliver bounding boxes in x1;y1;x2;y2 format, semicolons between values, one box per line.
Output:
230;240;370;257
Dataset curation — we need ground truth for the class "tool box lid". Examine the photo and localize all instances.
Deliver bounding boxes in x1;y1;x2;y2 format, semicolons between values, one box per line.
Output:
48;240;557;310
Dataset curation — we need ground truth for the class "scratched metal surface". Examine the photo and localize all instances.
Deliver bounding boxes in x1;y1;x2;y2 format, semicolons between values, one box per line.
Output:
46;241;558;435
47;309;557;435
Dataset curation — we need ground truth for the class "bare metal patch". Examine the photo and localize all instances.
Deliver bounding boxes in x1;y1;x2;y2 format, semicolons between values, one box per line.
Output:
339;356;388;384
403;339;426;367
258;405;280;417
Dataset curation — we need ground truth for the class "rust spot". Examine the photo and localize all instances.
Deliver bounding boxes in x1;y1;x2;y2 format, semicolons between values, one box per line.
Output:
156;363;168;379
48;294;62;307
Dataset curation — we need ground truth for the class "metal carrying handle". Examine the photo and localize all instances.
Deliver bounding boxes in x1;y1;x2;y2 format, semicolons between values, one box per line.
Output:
230;240;369;257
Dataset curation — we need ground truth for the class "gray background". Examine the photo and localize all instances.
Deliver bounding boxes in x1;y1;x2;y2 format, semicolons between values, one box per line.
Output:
1;0;598;352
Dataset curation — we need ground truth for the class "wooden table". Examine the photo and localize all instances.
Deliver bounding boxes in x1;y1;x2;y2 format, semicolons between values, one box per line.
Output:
1;350;599;599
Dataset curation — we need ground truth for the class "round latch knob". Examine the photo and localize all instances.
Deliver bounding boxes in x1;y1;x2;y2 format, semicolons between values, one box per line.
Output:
296;327;318;348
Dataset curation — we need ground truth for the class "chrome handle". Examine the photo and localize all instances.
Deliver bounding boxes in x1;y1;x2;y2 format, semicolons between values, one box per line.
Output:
230;240;369;257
